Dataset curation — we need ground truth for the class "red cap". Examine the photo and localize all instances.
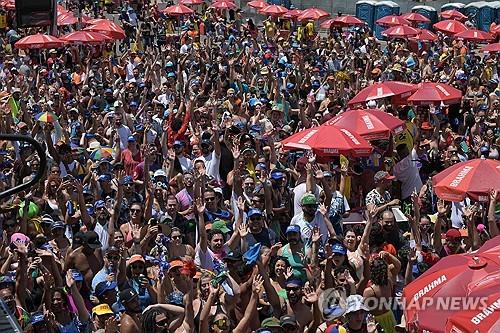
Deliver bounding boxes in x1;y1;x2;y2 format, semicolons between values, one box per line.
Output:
445;228;461;240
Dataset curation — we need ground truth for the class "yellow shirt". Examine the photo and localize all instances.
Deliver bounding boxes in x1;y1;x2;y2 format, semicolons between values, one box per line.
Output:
0;14;6;29
394;121;416;151
264;21;276;38
305;22;314;36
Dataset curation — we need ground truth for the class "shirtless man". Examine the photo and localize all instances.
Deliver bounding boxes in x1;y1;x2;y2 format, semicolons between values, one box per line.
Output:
167;227;195;260
119;288;142;333
65;231;104;288
281;278;320;332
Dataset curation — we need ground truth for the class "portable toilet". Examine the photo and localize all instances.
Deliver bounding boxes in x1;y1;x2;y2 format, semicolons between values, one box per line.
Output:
412;5;438;29
464;2;483;28
441;3;465;12
477;2;498;31
374;1;400;39
356;0;377;30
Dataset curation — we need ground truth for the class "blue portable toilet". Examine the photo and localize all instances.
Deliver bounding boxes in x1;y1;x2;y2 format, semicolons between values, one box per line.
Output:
374;1;400;40
356;0;377;30
412;5;438;29
441;3;465;12
464;2;483;28
477;2;498;31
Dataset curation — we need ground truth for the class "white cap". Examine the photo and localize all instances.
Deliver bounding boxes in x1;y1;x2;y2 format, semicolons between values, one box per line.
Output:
114;100;123;108
367;100;377;108
153;169;167;178
345;295;368;314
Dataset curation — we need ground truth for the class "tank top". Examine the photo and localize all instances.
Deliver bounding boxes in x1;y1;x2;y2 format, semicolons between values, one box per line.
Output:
281;244;307;283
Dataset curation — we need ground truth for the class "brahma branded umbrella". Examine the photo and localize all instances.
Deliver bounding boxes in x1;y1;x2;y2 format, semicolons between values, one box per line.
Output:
348;81;417;106
15;34;66;49
375;15;410;27
440;9;467;21
445;292;500;333
401;12;430;23
281;124;372;157
84;20;126;39
283;9;303;19
247;0;266;9
331;15;365;27
211;1;236;9
411;29;438;42
407;82;462;105
433;19;468;34
382;25;420;38
455;29;494;43
482;43;500;53
297;7;329;21
179;0;204;5
328;109;405;140
161;4;194;16
432;157;500;202
61;31;112;45
259;4;288;16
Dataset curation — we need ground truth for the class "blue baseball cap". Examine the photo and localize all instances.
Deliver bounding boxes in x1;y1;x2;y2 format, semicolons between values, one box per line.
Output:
167;72;176;78
123;175;134;184
270;170;285;180
129;101;138;108
72;270;84;282
286;225;301;235
173;140;185;147
247;208;263;218
104;88;113;94
94;200;106;209
95;280;117;297
98;174;111;182
127;135;136;142
331;243;347;255
50;221;65;230
31;312;45;325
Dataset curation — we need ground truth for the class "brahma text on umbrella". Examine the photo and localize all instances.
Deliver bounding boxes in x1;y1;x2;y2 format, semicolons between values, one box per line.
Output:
470;298;500;325
449;166;474;187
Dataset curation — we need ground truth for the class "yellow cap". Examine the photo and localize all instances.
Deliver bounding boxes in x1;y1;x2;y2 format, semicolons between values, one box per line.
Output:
92;304;113;316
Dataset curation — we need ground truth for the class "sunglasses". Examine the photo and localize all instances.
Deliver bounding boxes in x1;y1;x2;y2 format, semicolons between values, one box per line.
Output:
286;286;301;291
130;208;142;213
107;255;120;261
213;319;228;329
205;197;215;202
171;235;182;240
131;264;144;270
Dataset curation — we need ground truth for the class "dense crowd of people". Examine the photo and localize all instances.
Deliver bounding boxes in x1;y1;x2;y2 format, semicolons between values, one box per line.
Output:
0;0;498;332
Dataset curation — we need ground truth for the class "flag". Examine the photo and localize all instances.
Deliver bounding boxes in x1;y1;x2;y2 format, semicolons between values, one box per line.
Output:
8;96;19;119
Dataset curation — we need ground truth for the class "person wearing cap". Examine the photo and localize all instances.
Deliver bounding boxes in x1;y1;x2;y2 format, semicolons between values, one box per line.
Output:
195;122;222;181
365;171;400;216
291;193;333;245
0;276;30;329
392;143;423;204
120;133;143;176
171;140;193;173
48;220;70;258
276;225;309;283
243;207;278;249
292;157;322;216
123;254;157;310
65;231;103;287
91;303;117;332
433;199;466;257
119;288;142;332
91;245;123;291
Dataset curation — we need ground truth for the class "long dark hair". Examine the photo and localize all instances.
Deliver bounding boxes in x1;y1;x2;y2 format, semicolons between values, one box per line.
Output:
141;308;162;333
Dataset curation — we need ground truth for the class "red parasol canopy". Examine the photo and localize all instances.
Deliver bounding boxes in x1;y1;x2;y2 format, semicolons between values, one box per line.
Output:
328;109;405;140
411;28;438;42
407;82;462;105
283;9;303;19
445;292;500;333
491;23;500;35
247;0;266;9
481;42;500;53
440;9;468;21
14;34;66;49
61;31;112;45
297;7;330;21
320;18;336;29
179;0;204;5
57;13;92;26
331;15;365;27
382;25;420;38
375;15;410;27
259;4;288;16
403;253;500;333
211;0;236;9
433;19;468;34
162;3;194;15
84;20;126;39
432;158;500;202
454;28;494;42
401;12;430;23
348;81;417;106
281;124;372;157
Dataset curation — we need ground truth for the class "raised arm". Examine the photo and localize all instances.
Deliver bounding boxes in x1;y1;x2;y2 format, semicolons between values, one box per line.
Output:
195;197;208;252
433;199;448;254
488;189;499;237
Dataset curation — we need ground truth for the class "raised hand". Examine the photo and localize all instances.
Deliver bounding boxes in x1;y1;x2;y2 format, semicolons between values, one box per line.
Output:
238;224;249;238
311;227;322;243
13;240;27;256
195;197;206;214
237;196;245;211
284;267;294;280
252;274;264;295
232;145;240;160
318;203;328;216
270;242;282;257
131;224;142;243
359;242;370;260
408;247;417;262
303;284;318;303
490;189;498;202
437;199;448;215
65;270;75;288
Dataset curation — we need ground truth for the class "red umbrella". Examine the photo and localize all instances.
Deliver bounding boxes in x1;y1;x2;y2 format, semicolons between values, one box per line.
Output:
407;82;462;105
320;18;336;29
375;15;410;27
57;13;92;26
382;25;420;38
491;23;500;35
297;7;330;21
433;19;468;34
411;28;438;42
283;9;303;19
441;9;468;21
180;0;204;5
259;4;288;16
404;254;500;333
281;125;372;157
455;29;494;42
482;42;500;52
432;158;500;202
14;34;66;49
211;0;236;9
332;15;366;27
328;109;405;140
247;0;266;9
84;20;126;39
445;292;500;333
61;31;112;45
348;81;417;106
401;12;430;23
162;3;194;15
